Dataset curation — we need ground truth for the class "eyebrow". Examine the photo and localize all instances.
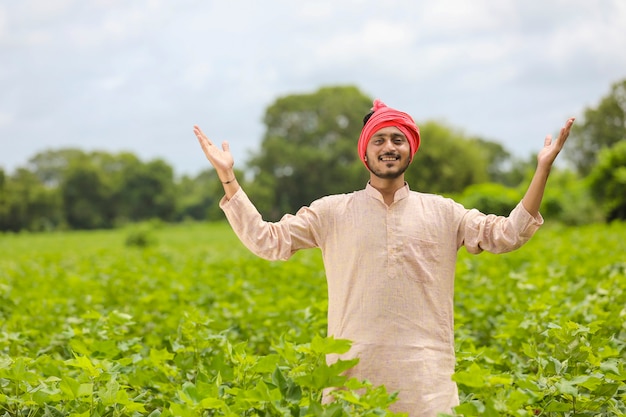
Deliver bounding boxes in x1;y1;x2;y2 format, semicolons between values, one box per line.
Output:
372;132;407;139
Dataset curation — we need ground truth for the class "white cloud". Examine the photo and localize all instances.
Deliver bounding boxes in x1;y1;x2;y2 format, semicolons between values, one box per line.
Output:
23;0;76;20
295;2;334;20
417;0;514;34
0;0;625;176
314;20;416;65
0;6;6;40
95;74;128;92
23;30;52;47
0;111;14;128
181;62;213;89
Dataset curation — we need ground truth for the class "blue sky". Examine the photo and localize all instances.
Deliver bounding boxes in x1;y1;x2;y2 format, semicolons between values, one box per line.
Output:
1;0;625;177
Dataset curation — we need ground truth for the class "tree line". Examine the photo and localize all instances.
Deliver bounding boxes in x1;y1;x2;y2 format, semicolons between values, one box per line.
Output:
1;82;625;232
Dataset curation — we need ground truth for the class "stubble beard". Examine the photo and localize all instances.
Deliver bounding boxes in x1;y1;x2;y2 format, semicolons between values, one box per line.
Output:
367;155;411;180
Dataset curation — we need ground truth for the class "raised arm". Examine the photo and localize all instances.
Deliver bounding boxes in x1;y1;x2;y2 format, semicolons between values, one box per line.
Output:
193;125;240;200
193;125;321;260
521;117;575;218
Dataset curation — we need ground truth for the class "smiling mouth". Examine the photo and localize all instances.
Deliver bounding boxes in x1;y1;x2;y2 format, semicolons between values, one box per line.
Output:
379;155;400;161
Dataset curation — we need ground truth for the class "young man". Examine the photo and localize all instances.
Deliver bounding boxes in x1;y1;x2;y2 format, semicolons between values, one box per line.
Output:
193;99;574;416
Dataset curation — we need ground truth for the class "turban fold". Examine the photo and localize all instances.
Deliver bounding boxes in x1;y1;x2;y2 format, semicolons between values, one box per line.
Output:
358;99;420;168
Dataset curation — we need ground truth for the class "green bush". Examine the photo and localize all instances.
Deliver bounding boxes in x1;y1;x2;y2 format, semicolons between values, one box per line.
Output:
457;183;521;216
589;141;626;221
540;170;603;225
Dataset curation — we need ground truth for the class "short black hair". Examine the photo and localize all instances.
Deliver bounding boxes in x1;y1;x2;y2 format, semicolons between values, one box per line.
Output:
362;110;374;126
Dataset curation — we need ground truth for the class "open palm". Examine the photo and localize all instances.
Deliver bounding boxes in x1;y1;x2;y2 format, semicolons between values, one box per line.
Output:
537;117;575;168
193;125;234;172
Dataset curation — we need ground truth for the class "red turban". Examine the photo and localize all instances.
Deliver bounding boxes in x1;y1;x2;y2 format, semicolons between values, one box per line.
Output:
358;99;420;168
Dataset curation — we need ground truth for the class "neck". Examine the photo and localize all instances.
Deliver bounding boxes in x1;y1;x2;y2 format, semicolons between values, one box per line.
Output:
369;175;405;205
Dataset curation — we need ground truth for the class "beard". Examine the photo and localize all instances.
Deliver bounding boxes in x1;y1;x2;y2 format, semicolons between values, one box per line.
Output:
367;153;411;179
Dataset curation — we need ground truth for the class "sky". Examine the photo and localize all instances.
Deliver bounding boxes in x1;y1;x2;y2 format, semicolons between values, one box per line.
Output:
1;0;625;177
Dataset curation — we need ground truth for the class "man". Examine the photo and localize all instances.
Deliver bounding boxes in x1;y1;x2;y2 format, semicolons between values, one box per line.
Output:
193;99;574;416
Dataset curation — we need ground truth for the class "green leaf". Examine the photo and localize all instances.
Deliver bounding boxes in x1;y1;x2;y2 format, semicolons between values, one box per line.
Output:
555;379;578;396
452;363;487;388
199;397;225;409
453;401;480;416
272;366;302;403
272;366;288;393
251;354;280;373
44;405;65;417
321;402;346;417
600;359;621;375
310;336;352;355
98;379;119;405
544;400;571;412
150;347;175;364
296;358;358;390
60;376;81;400
179;382;201;405
593;383;619;397
576;375;602;391
65;354;101;378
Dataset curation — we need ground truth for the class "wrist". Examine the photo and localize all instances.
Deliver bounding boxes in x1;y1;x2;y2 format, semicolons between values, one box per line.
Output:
535;163;552;177
216;169;236;184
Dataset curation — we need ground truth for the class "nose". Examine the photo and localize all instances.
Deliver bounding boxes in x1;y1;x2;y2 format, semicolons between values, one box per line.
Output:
382;138;396;152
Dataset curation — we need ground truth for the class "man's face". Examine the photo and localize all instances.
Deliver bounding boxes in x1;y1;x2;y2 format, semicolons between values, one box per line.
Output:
365;126;412;179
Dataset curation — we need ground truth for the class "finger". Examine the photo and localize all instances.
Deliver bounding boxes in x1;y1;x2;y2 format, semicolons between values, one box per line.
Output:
544;134;552;147
197;137;212;156
222;140;230;153
194;130;212;154
563;118;575;136
557;123;572;145
193;126;213;146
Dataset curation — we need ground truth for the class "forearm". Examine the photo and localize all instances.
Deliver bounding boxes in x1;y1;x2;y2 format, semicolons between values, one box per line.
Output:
520;116;575;218
219;189;296;261
521;164;551;218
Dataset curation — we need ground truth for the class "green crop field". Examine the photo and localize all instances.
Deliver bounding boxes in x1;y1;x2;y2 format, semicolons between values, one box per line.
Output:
1;221;625;416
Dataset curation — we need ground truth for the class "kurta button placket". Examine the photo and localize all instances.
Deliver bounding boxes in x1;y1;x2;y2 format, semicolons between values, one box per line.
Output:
386;206;392;278
387;203;401;279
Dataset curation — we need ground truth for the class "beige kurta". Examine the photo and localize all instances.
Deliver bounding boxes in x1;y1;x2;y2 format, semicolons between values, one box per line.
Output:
220;183;543;416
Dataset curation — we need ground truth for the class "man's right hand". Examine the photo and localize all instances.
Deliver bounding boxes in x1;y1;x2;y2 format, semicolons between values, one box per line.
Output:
193;125;235;179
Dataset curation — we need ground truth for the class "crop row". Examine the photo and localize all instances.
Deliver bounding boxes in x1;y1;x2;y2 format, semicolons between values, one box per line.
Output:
1;221;625;416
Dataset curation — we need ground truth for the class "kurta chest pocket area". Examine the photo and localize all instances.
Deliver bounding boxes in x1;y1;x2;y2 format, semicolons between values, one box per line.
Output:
399;236;441;284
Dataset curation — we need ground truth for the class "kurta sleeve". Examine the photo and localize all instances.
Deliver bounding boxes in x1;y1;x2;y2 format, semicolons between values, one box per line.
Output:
219;188;324;261
458;202;544;255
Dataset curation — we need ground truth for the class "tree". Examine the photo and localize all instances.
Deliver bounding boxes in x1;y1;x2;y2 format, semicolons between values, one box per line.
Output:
565;78;626;176
405;121;490;194
113;158;176;223
27;148;87;186
469;138;528;186
0;168;62;232
588;141;626;221
247;86;517;217
175;168;244;222
247;85;371;219
61;161;113;229
2;149;186;231
456;182;522;216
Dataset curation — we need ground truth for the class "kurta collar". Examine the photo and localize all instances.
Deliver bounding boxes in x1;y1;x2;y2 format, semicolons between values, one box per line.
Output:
365;182;410;204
